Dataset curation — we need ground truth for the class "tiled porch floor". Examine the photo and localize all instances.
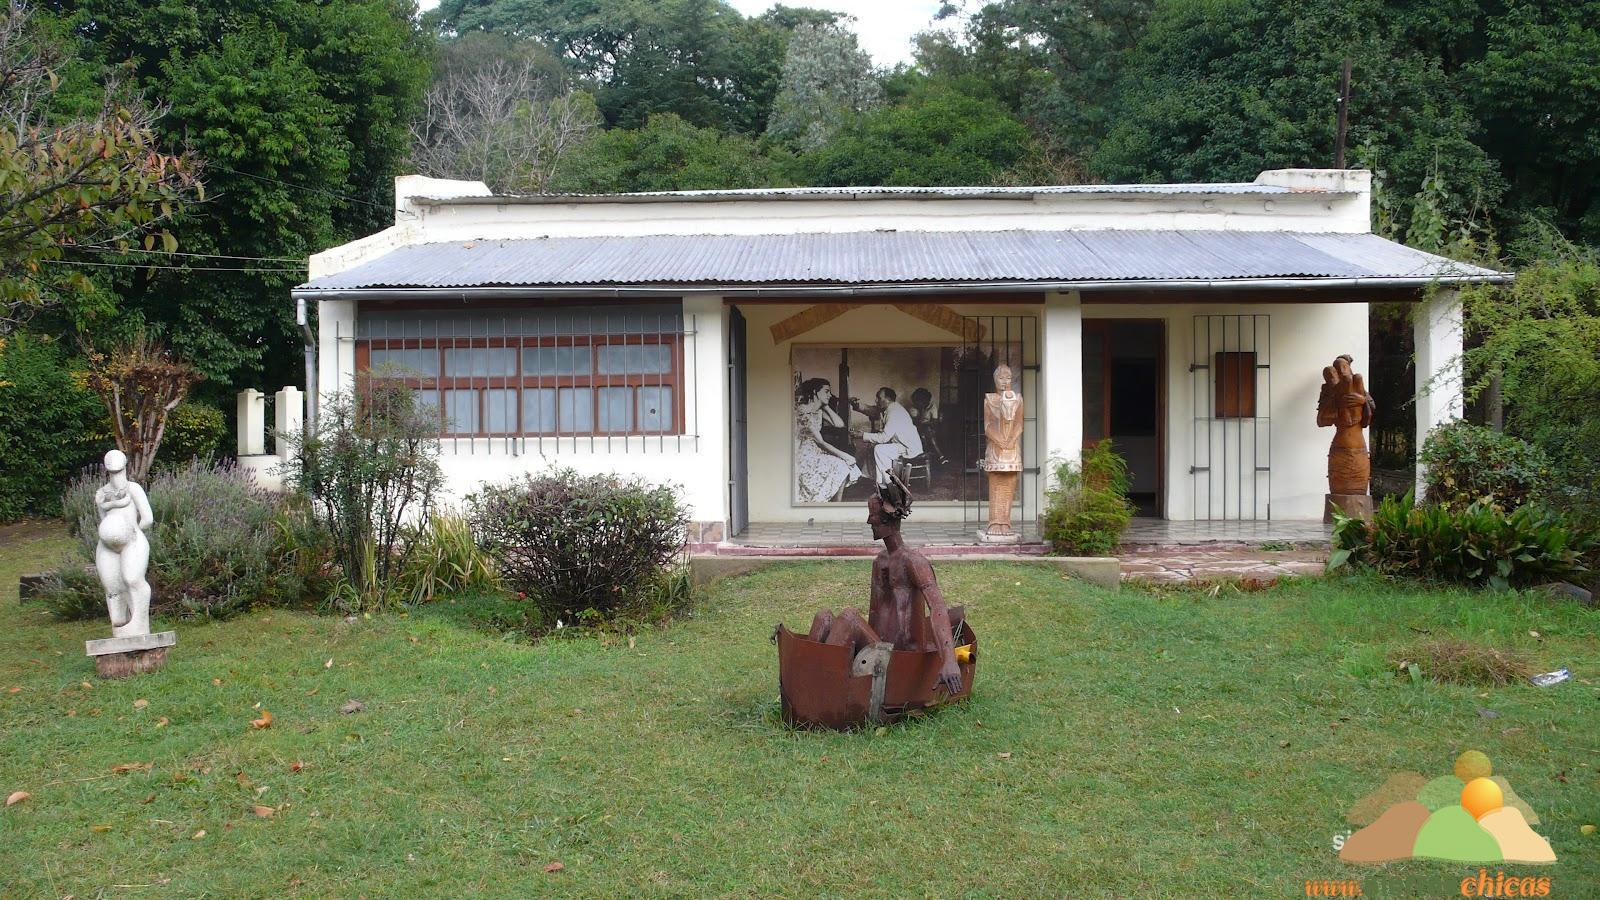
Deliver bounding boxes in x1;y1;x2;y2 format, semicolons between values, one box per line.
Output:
1119;518;1332;546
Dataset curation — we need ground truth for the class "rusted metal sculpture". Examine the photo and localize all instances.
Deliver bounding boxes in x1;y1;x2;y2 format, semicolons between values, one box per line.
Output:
776;476;976;729
1316;354;1376;521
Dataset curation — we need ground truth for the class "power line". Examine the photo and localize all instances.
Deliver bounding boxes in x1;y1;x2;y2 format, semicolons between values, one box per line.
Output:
73;244;307;264
209;164;390;212
41;258;306;274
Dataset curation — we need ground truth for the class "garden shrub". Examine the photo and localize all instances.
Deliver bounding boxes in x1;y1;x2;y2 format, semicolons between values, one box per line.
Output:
157;400;226;468
282;379;442;611
1039;440;1134;556
0;334;106;521
1419;420;1551;511
399;513;500;605
46;459;327;620
469;468;689;622
1330;493;1590;590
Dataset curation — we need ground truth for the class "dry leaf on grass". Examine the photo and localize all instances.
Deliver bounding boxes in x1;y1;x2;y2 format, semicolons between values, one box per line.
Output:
6;790;29;806
111;762;153;774
90;824;112;832
6;686;21;694
192;829;206;840
544;862;565;874
156;717;169;727
252;805;275;819
998;752;1012;760
290;761;305;773
133;698;148;709
250;710;273;729
340;699;365;715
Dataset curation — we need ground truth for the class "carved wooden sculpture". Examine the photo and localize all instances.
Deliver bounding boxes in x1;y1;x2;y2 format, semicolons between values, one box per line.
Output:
980;365;1024;542
1316;354;1376;521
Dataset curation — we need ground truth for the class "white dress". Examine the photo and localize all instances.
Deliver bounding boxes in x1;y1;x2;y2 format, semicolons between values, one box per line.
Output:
795;407;854;502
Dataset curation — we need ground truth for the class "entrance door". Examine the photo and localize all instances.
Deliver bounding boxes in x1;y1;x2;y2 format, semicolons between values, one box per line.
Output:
728;306;748;536
1084;320;1164;516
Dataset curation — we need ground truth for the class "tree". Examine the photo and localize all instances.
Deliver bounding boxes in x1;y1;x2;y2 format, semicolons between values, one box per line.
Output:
410;46;600;193
0;3;200;333
550;113;790;193
765;22;882;151
794;83;1033;187
38;0;432;393
84;332;203;482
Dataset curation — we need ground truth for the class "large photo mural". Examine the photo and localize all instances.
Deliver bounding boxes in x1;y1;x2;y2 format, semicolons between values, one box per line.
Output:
791;344;1020;504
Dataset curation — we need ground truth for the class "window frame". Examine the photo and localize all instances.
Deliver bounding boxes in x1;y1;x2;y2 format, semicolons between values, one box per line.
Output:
1213;350;1258;419
356;332;686;438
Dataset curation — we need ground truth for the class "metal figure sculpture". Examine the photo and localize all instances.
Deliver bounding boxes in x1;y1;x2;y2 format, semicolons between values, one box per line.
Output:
775;476;976;728
1316;354;1376;520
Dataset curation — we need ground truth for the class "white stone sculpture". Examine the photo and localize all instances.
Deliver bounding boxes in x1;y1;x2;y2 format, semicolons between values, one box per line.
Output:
86;449;174;677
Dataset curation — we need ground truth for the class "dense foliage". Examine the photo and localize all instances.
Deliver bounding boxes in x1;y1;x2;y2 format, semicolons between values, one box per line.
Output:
283;380;443;611
0;333;105;520
48;459;328;620
157;400;226;469
550;114;789;193
1419;421;1552;512
1040;440;1134;556
468;468;688;622
1331;494;1590;590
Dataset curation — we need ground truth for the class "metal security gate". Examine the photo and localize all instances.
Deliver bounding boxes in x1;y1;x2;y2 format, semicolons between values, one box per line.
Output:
1191;314;1271;520
960;315;1040;533
728;306;749;536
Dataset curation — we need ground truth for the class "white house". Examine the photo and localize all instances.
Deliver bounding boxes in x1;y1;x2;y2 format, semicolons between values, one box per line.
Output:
276;169;1505;544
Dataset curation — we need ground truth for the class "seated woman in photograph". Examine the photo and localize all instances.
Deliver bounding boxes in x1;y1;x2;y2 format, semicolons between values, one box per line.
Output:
794;378;864;502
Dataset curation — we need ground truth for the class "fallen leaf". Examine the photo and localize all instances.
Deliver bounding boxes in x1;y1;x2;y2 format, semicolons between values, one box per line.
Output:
66;709;76;717
111;762;153;774
252;805;275;819
324;658;333;669
250;710;273;729
998;752;1012;760
628;637;636;649
1278;740;1291;748
90;824;112;832
156;716;169;727
306;688;319;696
6;791;29;806
290;760;305;773
407;635;419;644
340;699;365;715
80;681;92;690
133;698;148;709
141;793;156;805
1529;630;1542;639
6;686;20;694
235;771;252;787
544;862;564;874
1581;824;1596;836
212;678;221;686
192;829;206;840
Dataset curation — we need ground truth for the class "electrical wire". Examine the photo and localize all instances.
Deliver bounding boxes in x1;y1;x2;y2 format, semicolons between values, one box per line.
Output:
40;258;306;274
209;164;390;212
72;245;307;264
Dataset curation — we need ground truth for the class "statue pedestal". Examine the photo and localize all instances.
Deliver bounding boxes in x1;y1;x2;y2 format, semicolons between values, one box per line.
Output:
86;631;176;679
976;529;1021;545
1325;493;1374;523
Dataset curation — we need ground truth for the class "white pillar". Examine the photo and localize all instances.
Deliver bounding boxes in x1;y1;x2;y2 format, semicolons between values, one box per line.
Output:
236;389;266;456
274;386;303;455
1414;288;1464;499
683;294;729;533
1042;291;1085;487
317;298;357;405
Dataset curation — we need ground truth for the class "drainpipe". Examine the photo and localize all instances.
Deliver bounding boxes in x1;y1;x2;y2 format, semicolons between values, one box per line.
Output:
296;295;317;438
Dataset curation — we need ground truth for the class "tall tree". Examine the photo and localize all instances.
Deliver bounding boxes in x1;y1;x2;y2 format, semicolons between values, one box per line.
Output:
765;21;882;151
549;113;790;193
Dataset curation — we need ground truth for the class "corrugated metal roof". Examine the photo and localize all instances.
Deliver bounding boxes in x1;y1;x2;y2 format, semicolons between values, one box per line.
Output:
298;229;1504;292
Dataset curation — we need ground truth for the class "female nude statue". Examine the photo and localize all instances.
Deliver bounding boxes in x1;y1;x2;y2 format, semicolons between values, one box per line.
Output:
94;449;154;638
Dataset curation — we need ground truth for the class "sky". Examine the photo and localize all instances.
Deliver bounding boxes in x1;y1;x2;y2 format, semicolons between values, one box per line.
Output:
417;1;963;68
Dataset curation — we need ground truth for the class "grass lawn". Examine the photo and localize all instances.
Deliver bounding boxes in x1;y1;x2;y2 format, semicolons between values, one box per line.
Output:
2;524;1598;897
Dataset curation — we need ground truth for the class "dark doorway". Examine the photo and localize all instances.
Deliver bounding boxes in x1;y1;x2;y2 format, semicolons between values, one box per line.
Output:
1084;320;1165;516
728;306;748;536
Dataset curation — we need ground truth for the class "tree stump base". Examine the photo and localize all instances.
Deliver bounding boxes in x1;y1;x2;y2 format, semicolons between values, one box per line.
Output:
1325;493;1374;523
86;631;176;680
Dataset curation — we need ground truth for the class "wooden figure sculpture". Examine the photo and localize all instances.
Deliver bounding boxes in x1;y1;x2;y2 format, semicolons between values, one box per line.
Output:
774;476;976;728
1316;354;1376;521
979;364;1024;543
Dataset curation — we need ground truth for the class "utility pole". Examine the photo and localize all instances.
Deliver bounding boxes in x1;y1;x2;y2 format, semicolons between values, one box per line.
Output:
1334;58;1352;168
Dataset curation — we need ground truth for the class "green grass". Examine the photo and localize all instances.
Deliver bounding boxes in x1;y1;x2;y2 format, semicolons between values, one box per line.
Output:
2;525;1598;897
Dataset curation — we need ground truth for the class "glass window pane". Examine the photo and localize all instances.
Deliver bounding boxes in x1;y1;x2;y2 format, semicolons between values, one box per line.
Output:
370;348;438;377
522;345;592;375
413;389;440;425
484;388;517;433
559;388;593;432
444;390;478;433
638;386;673;433
598;387;633;432
597;344;671;374
522;388;557;434
444;347;517;376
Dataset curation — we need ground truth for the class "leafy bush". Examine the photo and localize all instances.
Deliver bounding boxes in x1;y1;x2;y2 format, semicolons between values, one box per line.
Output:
46;459;328;620
282;379;442;611
1040;440;1134;556
1419;420;1552;510
468;468;689;621
0;334;106;521
1331;493;1590;590
158;400;226;468
399;513;500;605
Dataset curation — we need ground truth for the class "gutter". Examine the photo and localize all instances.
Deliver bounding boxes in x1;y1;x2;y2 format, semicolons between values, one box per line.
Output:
291;274;1513;303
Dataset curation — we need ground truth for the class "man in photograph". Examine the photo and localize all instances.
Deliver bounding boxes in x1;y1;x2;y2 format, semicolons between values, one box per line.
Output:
856;387;924;486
